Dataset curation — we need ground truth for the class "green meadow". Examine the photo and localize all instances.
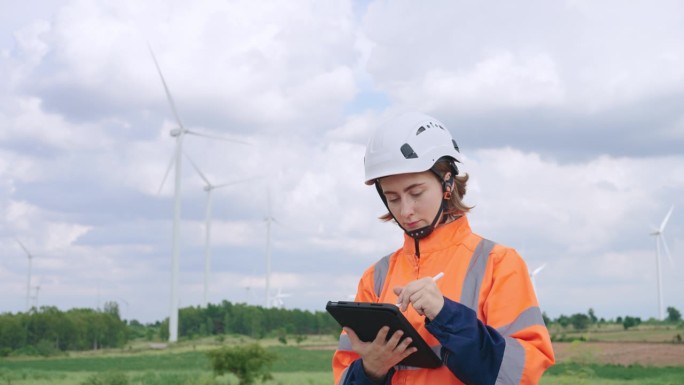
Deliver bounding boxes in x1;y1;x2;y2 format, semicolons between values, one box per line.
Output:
1;335;683;385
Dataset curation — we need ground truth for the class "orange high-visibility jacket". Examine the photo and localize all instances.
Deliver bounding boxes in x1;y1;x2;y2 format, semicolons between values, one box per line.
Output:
333;216;555;384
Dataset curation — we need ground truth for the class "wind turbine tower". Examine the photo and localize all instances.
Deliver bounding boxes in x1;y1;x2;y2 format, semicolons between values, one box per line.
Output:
650;206;674;321
264;188;280;308
32;280;42;309
15;239;33;312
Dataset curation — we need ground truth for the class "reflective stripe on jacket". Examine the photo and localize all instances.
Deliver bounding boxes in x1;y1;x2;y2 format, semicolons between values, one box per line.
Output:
332;216;555;384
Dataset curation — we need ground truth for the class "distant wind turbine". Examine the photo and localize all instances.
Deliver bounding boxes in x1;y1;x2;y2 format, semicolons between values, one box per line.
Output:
149;45;249;343
184;153;261;307
264;188;282;308
650;205;674;321
529;263;546;297
15;238;33;312
271;287;291;309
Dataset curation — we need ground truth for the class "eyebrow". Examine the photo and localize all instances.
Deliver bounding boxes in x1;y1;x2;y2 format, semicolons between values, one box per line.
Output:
382;182;425;195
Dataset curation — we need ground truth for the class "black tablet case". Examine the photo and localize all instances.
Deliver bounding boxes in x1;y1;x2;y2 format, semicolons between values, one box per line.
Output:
326;301;442;368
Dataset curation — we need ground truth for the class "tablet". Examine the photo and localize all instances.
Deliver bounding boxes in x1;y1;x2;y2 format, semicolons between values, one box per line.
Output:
326;301;442;368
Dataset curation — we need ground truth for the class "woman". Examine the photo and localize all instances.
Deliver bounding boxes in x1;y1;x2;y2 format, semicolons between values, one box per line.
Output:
332;112;555;384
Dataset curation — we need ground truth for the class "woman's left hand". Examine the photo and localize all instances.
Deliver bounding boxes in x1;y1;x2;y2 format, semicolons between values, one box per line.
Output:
393;277;444;320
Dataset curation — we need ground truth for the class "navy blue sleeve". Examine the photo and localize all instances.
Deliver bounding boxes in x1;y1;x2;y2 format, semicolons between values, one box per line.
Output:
342;359;395;385
425;297;506;385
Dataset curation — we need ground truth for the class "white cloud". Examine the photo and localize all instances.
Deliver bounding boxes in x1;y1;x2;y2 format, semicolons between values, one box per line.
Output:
397;51;565;112
363;0;684;113
4;0;362;133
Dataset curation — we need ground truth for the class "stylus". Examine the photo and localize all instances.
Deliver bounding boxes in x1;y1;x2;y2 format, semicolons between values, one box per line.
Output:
396;272;444;307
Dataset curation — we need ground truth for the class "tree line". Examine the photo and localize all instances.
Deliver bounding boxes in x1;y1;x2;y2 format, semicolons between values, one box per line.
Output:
0;301;127;356
0;300;341;356
157;300;340;340
8;300;678;357
544;306;683;332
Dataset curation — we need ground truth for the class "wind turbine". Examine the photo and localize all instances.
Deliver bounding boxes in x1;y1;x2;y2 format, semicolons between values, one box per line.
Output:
15;238;33;312
149;45;249;342
529;263;546;296
184;153;261;307
271;287;291;309
264;188;282;308
650;205;674;321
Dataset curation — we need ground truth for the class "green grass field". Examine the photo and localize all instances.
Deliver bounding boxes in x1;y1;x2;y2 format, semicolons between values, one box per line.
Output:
1;335;683;385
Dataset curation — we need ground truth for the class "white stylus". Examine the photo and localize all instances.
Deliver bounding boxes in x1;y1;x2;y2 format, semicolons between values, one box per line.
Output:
396;272;444;307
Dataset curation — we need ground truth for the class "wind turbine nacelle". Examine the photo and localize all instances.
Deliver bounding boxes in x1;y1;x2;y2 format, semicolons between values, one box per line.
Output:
169;128;183;137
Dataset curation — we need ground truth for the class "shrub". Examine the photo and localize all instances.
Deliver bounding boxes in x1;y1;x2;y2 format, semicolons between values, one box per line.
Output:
623;316;641;330
35;339;60;357
207;343;277;385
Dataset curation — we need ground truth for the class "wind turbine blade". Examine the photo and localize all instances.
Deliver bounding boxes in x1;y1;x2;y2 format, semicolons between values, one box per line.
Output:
158;152;177;194
183;151;211;186
660;235;674;267
184;129;252;145
213;176;263;190
659;206;674;233
148;44;185;130
14;238;31;258
532;263;546;276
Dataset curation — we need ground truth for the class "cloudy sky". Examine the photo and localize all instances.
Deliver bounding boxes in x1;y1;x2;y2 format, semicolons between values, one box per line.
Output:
1;0;683;324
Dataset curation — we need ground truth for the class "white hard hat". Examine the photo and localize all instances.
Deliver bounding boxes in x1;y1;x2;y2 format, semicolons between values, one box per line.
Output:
364;112;462;185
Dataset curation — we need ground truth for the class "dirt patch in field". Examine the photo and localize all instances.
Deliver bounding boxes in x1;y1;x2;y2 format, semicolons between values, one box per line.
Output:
553;342;684;367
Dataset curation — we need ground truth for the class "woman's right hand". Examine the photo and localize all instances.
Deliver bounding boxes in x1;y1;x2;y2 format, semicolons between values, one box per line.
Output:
343;326;417;382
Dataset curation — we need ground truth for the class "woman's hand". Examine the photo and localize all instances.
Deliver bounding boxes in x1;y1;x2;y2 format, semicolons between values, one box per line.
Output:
344;326;417;382
394;277;444;320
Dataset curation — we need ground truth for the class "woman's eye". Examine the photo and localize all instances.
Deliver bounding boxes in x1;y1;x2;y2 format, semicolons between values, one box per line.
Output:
387;197;399;203
410;191;422;198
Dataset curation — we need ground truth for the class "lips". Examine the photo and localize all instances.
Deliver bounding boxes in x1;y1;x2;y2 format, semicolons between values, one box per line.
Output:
404;221;421;229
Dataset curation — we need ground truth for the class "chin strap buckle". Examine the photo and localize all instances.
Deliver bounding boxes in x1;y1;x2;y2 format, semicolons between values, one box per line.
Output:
443;191;452;200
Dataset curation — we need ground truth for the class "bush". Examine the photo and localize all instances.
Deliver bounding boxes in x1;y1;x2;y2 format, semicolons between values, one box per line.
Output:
570;313;591;331
11;345;40;357
35;339;60;357
207;343;277;385
623;316;641;330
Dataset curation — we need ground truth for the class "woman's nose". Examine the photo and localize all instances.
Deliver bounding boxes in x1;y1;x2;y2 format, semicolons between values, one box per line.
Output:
399;198;413;218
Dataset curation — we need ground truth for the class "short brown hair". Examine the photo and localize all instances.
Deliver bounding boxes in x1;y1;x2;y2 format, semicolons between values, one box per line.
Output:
378;160;472;222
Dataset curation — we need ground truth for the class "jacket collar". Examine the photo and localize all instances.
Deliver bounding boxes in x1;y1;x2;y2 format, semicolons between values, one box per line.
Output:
402;215;472;257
